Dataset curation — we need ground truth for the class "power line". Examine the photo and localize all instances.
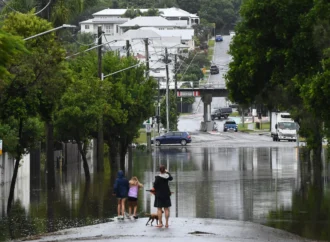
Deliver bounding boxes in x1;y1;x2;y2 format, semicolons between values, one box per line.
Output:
65;39;120;59
1;0;51;15
70;33;101;47
177;51;199;82
35;0;51;15
103;63;142;78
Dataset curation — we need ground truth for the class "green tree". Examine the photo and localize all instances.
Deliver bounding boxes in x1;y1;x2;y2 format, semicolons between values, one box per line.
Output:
177;0;200;14
55;55;104;182
142;7;162;16
0;0;38;14
193;19;213;43
122;7;142;18
102;52;156;169
199;0;237;33
225;0;324;161
179;51;210;70
0;30;26;79
300;1;330;146
2;12;70;193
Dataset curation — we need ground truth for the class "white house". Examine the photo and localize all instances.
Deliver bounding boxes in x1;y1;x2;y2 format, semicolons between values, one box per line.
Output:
141;27;195;50
119;16;177;32
79;7;199;38
80;17;130;36
91;7;200;27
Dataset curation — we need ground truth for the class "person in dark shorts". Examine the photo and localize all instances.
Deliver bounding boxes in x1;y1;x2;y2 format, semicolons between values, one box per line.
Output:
113;170;129;219
153;165;173;228
128;176;143;219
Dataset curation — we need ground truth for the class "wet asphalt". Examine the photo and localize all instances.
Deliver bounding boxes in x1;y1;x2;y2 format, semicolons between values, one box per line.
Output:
24;217;311;242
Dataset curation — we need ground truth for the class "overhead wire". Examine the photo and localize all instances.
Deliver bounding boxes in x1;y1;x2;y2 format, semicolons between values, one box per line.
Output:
70;33;101;47
177;51;199;82
34;0;51;15
1;0;51;15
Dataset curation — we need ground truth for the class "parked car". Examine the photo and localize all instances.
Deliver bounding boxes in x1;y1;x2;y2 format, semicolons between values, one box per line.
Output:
223;120;238;132
210;65;219;75
215;35;223;42
153;131;191;146
211;107;233;120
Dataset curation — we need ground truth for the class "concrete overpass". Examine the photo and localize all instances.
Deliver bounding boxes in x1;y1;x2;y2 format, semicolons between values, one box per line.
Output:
159;84;228;98
159;84;229;131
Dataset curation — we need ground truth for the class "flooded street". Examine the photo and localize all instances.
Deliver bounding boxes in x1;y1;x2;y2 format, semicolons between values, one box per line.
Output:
0;144;329;241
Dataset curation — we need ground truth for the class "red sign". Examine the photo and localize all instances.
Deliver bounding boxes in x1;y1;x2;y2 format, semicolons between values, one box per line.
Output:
177;91;200;97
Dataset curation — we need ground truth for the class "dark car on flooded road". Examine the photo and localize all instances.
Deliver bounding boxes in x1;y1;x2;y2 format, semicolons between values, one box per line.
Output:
152;131;192;146
210;65;219;75
223;120;238;132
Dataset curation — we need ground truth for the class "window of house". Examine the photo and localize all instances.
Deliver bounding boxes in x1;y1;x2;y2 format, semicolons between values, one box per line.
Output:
181;17;189;25
85;25;90;29
159;28;164;30
104;25;113;34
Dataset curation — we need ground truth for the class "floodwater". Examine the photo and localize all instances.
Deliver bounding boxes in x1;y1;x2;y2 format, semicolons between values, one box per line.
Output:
0;146;329;241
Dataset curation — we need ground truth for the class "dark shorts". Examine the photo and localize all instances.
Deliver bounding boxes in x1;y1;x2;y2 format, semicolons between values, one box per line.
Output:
154;196;171;208
128;197;138;206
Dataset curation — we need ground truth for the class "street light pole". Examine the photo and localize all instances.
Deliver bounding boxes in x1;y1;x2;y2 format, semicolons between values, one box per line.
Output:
144;38;152;152
165;47;170;132
97;25;104;172
23;24;76;41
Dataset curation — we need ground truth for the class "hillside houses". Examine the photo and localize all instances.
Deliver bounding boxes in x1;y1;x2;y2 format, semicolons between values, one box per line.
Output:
79;7;198;39
79;7;199;88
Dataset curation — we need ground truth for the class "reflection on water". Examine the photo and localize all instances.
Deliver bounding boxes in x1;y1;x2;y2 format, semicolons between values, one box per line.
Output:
0;146;328;241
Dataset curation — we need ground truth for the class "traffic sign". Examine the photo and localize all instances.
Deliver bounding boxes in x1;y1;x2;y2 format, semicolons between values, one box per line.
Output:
145;123;151;133
177;91;200;97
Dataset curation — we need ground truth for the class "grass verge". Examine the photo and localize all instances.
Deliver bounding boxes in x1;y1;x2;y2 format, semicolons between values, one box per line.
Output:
134;129;147;144
238;123;254;132
207;48;214;61
208;39;215;47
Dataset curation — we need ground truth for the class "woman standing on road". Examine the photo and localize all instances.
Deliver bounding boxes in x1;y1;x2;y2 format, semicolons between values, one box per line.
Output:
153;165;173;228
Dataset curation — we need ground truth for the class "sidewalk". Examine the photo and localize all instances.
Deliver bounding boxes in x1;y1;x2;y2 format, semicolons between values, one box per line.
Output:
24;217;312;242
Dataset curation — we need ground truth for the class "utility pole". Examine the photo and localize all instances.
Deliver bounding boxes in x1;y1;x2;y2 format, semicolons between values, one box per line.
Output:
165;47;170;133
174;53;178;98
126;40;130;57
144;38;152;152
144;38;149;79
97;25;104;172
174;53;178;114
157;78;160;134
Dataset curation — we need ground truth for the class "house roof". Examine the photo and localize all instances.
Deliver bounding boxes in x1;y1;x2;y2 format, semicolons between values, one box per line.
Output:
141;27;194;40
80;17;129;25
93;7;199;18
93;9;127;16
80;19;94;24
121;28;161;40
158;7;198;18
119;16;176;28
